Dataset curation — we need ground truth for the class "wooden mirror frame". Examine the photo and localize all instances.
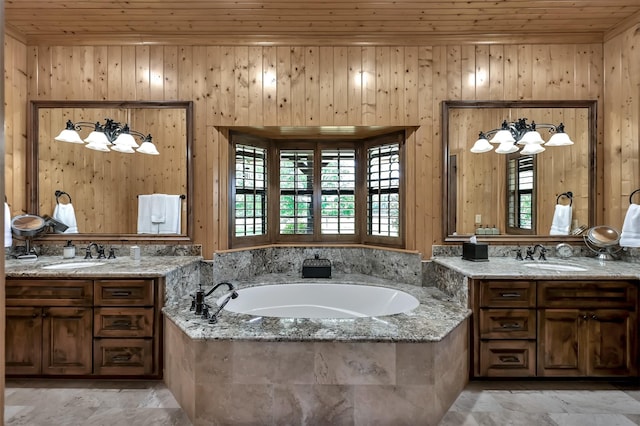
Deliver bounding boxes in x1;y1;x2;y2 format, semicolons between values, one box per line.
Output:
28;100;194;243
442;99;597;243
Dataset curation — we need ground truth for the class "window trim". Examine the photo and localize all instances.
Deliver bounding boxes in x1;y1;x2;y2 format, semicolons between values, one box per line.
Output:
505;153;537;235
230;130;405;248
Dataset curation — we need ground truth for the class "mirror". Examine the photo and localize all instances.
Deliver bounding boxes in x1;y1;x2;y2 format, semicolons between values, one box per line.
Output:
28;100;194;241
443;100;596;241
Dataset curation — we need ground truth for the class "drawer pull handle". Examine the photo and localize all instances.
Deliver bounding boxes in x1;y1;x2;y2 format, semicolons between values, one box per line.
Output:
112;319;132;328
499;293;522;298
499;355;520;363
112;354;132;363
111;291;132;297
500;323;522;329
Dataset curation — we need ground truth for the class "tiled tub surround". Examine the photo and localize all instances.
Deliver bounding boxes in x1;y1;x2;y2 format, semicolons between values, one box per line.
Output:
163;276;470;425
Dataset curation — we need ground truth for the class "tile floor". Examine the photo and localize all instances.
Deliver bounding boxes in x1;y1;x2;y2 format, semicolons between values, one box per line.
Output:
4;379;640;425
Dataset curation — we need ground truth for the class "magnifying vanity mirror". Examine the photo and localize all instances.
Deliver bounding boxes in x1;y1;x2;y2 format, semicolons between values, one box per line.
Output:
442;100;596;241
28;100;194;241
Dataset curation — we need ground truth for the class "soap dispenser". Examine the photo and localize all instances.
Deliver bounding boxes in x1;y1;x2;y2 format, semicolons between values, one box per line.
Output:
63;240;76;259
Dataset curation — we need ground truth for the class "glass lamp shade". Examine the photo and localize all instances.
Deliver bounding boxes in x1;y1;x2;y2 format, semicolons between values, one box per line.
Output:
111;144;136;153
83;130;110;145
545;132;574;146
136;141;160;155
520;143;546;155
495;141;519;154
470;137;493;153
54;129;84;144
113;132;140;148
85;141;111;152
489;129;516;144
518;130;545;145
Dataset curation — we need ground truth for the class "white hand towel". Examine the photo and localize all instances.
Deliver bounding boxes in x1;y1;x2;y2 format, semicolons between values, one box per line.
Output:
53;203;79;233
138;195;159;234
157;195;182;234
150;194;167;223
620;204;640;247
549;204;572;235
4;202;12;247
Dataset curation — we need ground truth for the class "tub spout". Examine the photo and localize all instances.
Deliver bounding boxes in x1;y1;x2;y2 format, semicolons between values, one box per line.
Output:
209;291;239;324
205;281;237;298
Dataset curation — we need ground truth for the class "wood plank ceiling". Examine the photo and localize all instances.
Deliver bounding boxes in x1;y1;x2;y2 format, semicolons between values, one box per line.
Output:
6;0;640;45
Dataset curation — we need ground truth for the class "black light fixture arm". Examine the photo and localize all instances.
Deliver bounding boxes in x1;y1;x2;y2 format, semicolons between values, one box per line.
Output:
479;118;565;143
61;118;151;144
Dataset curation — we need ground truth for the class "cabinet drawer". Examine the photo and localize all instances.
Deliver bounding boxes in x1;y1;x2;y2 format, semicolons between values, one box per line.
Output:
480;340;536;377
95;280;154;306
538;281;637;309
94;308;154;338
480;281;535;308
94;339;153;376
480;309;536;339
6;279;93;307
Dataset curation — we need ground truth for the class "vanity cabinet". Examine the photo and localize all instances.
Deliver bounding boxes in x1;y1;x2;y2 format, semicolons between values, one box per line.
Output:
5;280;93;375
538;281;637;377
477;280;537;377
6;277;163;378
472;279;638;378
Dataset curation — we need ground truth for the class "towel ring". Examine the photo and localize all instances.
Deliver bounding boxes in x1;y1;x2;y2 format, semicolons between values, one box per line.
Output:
55;190;72;204
630;189;640;205
556;191;573;206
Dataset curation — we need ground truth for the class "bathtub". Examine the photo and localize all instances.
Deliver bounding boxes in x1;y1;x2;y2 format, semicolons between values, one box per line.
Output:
217;283;420;318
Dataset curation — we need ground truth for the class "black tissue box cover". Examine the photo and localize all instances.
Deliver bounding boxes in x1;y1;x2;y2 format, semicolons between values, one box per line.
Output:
462;242;488;261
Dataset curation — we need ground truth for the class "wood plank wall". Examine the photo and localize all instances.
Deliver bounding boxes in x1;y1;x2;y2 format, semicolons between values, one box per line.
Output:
604;23;640;229
5;36;613;259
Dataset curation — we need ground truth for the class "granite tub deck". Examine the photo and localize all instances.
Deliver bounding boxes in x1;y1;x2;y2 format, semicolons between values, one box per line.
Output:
163;273;471;426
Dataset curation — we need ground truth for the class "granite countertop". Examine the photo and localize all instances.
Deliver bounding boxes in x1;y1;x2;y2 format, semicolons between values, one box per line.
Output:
5;255;203;278
163;273;471;343
432;256;640;280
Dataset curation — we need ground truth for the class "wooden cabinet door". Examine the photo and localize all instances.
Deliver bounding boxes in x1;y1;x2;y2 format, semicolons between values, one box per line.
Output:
6;307;43;375
585;309;637;377
538;309;583;377
42;307;93;375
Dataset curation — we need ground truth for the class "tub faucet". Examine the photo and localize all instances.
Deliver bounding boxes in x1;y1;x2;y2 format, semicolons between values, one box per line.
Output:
209;291;238;324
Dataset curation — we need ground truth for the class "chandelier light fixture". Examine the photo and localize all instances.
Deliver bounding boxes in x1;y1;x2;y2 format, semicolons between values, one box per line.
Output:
54;118;160;155
470;118;574;155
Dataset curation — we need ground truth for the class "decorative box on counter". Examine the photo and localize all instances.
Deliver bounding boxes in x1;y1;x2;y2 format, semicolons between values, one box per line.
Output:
462;242;488;262
302;254;332;278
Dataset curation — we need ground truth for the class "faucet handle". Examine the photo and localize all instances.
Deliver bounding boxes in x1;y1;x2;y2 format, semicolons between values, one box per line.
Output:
108;247;117;259
84;246;93;259
538;246;548;261
97;245;107;259
515;248;523;261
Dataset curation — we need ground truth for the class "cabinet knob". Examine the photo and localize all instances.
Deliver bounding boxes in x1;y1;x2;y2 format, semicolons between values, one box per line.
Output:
582;314;588;320
32;313;39;318
591;314;598;320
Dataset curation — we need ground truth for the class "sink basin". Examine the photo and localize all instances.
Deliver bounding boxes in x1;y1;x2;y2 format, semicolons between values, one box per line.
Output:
42;262;106;270
522;263;588;272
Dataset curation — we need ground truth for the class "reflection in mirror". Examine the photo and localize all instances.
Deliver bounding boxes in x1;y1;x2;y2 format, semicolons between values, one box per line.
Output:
443;100;596;240
29;100;193;239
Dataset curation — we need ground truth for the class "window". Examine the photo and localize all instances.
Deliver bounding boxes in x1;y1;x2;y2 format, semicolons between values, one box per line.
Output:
321;149;356;235
507;154;536;234
234;144;267;237
279;149;314;235
367;143;400;237
230;131;404;247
